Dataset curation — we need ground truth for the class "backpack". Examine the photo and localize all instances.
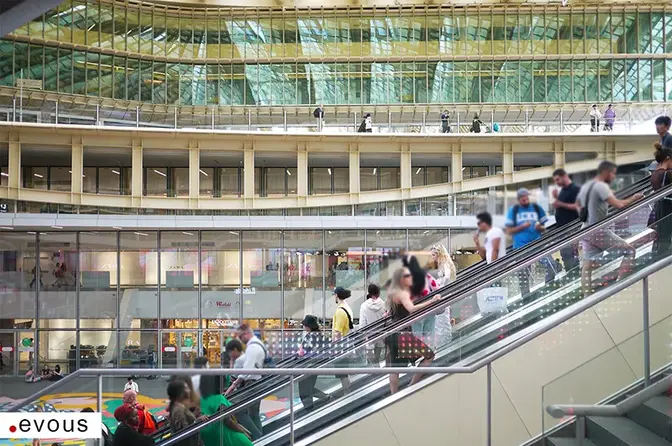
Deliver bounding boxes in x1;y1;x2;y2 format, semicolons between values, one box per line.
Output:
313;108;321;118
512;203;544;226
339;306;354;330
579;183;596;223
472;120;481;133
248;338;277;368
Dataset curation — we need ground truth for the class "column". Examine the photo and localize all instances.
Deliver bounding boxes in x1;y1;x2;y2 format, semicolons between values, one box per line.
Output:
553;141;565;169
131;140;143;206
8;138;20;199
400;145;411;199
297;148;308;198
243;145;255;203
349;145;360;196
189;142;200;204
71;140;83;202
451;145;462;191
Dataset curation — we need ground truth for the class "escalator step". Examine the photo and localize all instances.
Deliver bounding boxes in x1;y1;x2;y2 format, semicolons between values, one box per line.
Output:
627;395;672;442
548;436;597;446
587;416;672;446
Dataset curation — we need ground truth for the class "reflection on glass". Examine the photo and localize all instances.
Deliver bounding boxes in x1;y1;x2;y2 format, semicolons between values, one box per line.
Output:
284;231;323;325
0;232;36;327
242;231;281;327
38;232;77;327
160;232;199;324
119;231;157;329
79;232;117;321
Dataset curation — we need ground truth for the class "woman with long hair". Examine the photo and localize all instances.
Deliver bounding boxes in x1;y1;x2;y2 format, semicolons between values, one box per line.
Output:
199;374;253;446
167;379;205;446
403;255;439;347
385;266;440;394
358;284;386;364
431;244;456;348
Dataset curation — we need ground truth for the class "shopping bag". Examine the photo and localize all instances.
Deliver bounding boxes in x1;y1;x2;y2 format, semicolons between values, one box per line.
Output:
476;287;508;314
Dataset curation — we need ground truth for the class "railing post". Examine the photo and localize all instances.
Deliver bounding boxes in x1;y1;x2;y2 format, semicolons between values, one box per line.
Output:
289;375;295;445
12;96;16;122
456;111;460;134
354;112;358;132
174;107;178;129
96;104;100;126
248;110;252;131
559;108;564;133
525;109;529;133
486;363;492;446
97;375;103;412
490;110;495;133
211;107;215;130
55;101;59;125
388;110;392;132
135;106;140;128
576;416;585;446
283;109;287;132
421;111;426;133
643;276;651;387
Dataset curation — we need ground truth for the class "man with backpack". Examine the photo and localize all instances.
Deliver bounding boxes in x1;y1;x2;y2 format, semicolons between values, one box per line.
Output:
224;324;269;432
313;104;324;131
506;188;555;296
332;286;354;394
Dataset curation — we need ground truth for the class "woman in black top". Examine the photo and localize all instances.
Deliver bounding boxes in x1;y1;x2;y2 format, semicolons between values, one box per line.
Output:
385;266;440;394
297;315;331;411
112;403;154;446
651;148;672;258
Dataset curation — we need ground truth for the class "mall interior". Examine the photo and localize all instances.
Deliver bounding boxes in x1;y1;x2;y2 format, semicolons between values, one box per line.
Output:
0;1;672;445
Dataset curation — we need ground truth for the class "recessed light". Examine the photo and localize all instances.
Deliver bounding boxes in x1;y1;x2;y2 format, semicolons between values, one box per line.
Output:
199;169;209;177
27;231;36;234
153;169;167;177
113;226;123;230
111;170;120;175
327;168;332;175
182;231;194;236
229;231;238;236
286;169;292;176
51;225;63;229
415;168;422;175
0;226;13;230
34;173;43;178
373;168;377;175
134;232;148;236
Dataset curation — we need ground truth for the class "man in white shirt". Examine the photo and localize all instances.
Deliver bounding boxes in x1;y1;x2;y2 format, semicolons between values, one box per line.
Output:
225;324;266;433
474;212;507;264
123;376;138;394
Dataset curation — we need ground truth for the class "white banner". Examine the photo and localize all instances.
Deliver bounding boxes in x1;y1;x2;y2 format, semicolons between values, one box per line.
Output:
476;287;508;314
0;413;102;439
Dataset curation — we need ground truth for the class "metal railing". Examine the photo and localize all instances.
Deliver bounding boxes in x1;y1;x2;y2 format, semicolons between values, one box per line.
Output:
9;253;672;446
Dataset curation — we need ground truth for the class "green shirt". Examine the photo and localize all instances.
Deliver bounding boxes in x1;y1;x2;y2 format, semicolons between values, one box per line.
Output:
200;394;253;446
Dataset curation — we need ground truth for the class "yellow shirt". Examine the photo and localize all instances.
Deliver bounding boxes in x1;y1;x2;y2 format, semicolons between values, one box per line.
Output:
332;303;353;337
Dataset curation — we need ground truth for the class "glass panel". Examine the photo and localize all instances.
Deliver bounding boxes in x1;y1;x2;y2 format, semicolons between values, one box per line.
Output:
202;231;241;327
146;167;168;196
0;233;37;327
99;167;121;195
38;232;77;327
284;231;323;324
325;230;365;318
160;231;199;325
119;231;157;329
171;167;189;197
242;231;282;328
365;229;406;309
79;231;117;323
50;167;71;192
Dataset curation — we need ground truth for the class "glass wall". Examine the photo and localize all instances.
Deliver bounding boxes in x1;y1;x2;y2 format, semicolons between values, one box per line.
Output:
3;5;671;105
0;227;484;370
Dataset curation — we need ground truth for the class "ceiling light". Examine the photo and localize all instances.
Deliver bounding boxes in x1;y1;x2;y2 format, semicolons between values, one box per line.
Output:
199;169;209;177
0;172;8;177
327;168;332;175
182;231;194;236
34;173;43;178
286;169;291;176
0;226;13;230
229;231;239;236
153;169;167;177
134;232;148;236
27;231;36;234
461;167;466;171
415;167;422;175
373;168;377;175
113;226;123;230
51;225;63;229
112;170;120;175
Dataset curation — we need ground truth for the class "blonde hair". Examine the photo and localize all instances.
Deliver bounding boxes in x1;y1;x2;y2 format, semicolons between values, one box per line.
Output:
431;244;456;282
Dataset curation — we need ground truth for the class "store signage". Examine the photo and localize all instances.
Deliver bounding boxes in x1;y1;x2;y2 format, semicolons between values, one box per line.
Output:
234;287;256;295
1;346;14;352
0;203;7;213
162;346;176;352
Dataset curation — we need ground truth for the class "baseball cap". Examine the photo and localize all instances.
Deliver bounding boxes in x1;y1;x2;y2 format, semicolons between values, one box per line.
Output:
517;188;530;199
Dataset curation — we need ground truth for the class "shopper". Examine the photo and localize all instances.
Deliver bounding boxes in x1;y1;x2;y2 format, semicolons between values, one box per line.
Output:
603;104;615;131
167;379;206;446
654;116;672;151
590;104;601;132
122;376;138;393
474;212;507;264
430;244;456;348
470;114;483;133
297;315;331;411
440;110;451;133
651;148;672;258
114;389;157;435
386;266;440;394
552;168;581;272
358;284;386;364
313;104;324;131
576;161;643;295
223;340;262;440
112;404;154;446
199;375;253;446
403;255;439;347
331;286;354;394
225;325;265;432
364;113;372;132
505;188;554;296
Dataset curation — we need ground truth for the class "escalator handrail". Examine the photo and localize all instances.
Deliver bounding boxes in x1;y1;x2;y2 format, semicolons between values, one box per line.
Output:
157;179;664;445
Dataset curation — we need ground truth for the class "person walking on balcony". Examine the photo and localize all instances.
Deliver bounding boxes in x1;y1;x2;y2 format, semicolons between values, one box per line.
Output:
552;168;581;273
440;110;451;133
603;104;615;131
313;104;324;131
505;188;555;297
576;161;643;296
470;114;483;133
364;113;373;132
590;104;601;132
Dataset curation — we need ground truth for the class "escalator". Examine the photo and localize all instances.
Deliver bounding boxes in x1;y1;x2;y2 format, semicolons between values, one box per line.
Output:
155;178;655;446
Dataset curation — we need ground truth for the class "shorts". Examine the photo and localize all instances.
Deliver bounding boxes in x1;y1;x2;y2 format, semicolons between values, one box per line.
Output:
580;228;628;261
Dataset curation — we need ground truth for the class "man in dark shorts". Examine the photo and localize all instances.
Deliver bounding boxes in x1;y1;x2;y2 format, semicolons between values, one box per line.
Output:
552;168;581;273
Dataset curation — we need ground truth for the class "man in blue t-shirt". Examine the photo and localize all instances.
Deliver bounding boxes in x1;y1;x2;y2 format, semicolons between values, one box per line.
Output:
505;188;554;296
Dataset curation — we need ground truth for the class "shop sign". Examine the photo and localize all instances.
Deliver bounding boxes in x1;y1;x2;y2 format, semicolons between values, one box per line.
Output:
163;346;176;352
1;346;14;352
19;338;33;352
234;287;256;295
